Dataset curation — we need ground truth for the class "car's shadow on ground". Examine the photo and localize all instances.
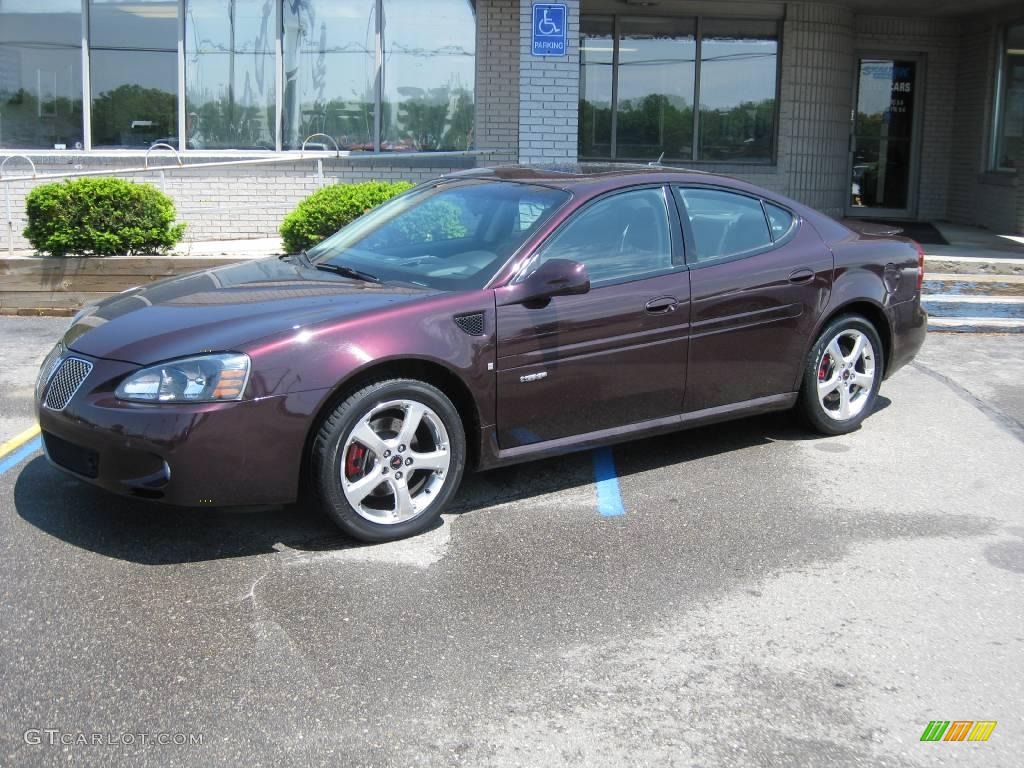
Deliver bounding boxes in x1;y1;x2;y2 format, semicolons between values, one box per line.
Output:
13;401;890;565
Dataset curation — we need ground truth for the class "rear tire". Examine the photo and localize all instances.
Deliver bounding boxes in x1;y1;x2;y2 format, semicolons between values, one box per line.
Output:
799;314;884;436
311;379;466;542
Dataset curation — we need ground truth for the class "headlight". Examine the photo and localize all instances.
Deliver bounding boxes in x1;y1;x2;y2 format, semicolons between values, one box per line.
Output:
115;353;251;403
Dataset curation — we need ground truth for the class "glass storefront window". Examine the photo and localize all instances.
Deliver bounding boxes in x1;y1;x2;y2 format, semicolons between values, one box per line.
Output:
380;0;474;152
698;20;777;161
616;17;695;161
282;0;377;152
186;0;276;149
579;17;613;159
995;23;1024;170
90;0;179;148
579;15;778;163
0;0;83;149
3;0;477;151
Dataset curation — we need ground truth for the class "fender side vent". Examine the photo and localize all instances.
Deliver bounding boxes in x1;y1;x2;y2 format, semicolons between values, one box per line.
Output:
454;311;485;336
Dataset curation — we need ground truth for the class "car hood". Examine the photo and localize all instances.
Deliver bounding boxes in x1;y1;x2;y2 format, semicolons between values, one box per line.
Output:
62;257;437;365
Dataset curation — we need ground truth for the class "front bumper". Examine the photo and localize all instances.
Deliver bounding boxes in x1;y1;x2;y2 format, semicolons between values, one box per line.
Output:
36;353;327;507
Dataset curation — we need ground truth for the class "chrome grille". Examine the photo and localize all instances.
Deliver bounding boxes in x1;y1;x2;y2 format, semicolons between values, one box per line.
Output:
35;344;64;401
43;357;93;411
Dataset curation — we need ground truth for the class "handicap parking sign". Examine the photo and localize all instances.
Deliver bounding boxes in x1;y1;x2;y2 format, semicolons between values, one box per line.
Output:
532;3;567;57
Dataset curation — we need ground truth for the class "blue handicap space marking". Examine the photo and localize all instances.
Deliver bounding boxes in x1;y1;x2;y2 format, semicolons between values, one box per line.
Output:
532;3;567;57
592;446;625;517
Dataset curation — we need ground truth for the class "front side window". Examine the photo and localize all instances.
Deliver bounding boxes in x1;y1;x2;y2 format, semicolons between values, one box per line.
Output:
995;23;1024;170
528;188;674;286
90;0;178;148
0;0;83;149
675;187;771;263
578;16;779;163
309;181;568;290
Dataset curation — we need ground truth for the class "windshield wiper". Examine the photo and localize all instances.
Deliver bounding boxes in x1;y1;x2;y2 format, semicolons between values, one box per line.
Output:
281;249;315;267
313;262;381;283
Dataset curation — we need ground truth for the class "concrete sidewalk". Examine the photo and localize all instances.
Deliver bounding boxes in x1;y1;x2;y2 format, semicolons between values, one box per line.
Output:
930;222;1024;261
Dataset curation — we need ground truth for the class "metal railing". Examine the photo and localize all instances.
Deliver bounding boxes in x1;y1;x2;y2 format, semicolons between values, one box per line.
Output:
1;139;495;255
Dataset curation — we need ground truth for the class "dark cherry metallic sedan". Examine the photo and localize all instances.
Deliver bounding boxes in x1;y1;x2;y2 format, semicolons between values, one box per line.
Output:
36;165;927;541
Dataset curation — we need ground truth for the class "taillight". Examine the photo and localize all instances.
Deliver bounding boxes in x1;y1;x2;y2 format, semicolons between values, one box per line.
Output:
913;240;925;291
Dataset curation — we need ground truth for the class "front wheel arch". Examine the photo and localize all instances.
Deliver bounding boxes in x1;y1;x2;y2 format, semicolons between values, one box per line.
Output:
299;358;481;499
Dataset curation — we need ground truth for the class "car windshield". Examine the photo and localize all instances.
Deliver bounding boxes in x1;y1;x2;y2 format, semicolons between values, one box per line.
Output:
307;179;570;290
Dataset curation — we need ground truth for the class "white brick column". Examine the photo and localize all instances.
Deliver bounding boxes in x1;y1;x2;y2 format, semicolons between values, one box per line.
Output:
780;3;855;218
475;0;520;163
518;0;580;164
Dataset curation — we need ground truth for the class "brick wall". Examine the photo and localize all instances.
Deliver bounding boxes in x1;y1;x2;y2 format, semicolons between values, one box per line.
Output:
948;18;1023;234
518;0;579;164
0;153;476;251
476;0;520;162
779;3;855;217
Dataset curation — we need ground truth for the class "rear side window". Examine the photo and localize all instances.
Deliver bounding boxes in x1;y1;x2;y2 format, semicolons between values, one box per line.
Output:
764;202;795;240
675;188;771;263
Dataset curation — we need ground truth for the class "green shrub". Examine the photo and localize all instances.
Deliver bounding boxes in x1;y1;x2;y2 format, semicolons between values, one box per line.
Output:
279;180;414;253
23;177;186;256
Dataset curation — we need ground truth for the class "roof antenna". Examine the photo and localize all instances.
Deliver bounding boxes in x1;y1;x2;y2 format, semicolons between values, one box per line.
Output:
649;152;665;167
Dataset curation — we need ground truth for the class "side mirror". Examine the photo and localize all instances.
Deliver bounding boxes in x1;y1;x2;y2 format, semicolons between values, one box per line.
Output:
501;258;590;306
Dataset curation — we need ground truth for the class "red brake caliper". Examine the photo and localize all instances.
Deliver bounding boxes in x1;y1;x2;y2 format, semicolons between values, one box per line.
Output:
818;354;831;382
345;443;368;480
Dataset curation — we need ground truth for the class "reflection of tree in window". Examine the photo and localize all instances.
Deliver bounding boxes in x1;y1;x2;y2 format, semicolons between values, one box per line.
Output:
186;0;277;149
282;0;376;150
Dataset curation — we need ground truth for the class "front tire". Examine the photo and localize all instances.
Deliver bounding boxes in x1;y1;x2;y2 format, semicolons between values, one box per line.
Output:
311;379;466;542
799;315;883;436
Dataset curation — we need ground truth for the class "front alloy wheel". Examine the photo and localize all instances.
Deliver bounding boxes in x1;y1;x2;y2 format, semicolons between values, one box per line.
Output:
341;399;452;525
799;315;884;435
312;379;466;542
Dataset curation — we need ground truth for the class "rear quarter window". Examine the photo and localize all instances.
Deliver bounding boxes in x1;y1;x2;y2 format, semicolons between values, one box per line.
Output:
675;187;772;263
764;201;795;241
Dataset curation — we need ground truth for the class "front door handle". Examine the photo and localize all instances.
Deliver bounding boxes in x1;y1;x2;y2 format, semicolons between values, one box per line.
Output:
788;268;815;285
645;296;678;314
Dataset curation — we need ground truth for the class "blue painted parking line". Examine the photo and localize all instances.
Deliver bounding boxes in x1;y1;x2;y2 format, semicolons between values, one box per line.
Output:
0;436;42;477
592;447;625;517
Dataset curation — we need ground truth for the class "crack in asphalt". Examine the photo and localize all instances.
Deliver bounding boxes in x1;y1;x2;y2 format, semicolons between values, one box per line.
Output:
910;360;1024;443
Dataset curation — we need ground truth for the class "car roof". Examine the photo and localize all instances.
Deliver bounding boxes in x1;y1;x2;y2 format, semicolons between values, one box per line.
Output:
440;163;727;192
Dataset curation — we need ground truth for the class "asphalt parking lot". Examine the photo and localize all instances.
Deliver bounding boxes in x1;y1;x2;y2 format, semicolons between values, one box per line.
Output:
1;316;1022;768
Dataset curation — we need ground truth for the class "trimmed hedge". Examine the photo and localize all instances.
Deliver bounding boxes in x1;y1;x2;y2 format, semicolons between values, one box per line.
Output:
279;181;414;253
24;177;186;256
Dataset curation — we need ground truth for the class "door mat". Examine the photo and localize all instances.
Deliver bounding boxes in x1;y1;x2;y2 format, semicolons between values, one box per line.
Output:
863;220;949;245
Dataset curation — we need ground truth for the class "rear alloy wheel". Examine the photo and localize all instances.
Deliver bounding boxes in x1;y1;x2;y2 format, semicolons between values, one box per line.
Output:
312;380;466;542
799;315;884;435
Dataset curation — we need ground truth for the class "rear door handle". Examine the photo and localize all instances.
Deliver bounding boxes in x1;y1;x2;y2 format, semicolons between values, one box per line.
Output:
788;268;815;285
645;296;678;314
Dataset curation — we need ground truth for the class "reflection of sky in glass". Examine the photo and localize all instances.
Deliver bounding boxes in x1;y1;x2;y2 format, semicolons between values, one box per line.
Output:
618;30;695;108
700;38;776;109
382;0;474;101
580;30;776;110
382;0;474;149
857;60;895;118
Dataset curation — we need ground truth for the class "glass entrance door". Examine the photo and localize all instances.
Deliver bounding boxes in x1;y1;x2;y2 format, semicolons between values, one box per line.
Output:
847;57;921;218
